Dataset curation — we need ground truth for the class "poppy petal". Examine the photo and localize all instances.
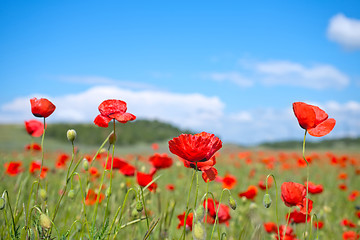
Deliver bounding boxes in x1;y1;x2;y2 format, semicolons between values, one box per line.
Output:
201;167;218;182
293;102;316;129
94;114;112;128
110;112;136;123
98;99;127;116
308;118;336;137
310;105;328;125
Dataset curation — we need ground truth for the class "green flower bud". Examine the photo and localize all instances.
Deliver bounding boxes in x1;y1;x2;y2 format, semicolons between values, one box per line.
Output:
136;201;143;212
193;222;206;240
66;129;77;142
68;189;75;199
0;197;5;210
109;132;117;145
82;159;89;171
39;189;47;201
39;213;51;229
131;208;139;218
228;195;237;210
194;205;204;221
263;193;272;208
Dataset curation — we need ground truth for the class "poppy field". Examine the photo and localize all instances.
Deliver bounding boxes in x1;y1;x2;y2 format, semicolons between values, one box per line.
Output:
1;98;360;240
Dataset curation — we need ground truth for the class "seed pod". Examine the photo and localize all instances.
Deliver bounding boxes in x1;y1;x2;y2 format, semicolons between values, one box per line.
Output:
136;201;143;212
68;189;75;199
194;205;204;221
109;132;117;145
39;213;51;229
193;222;206;240
39;189;47;201
82;159;89;171
228;195;237;210
66;129;77;142
263;193;272;208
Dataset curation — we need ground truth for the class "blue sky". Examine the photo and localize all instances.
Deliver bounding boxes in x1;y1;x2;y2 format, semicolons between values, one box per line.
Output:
1;1;360;144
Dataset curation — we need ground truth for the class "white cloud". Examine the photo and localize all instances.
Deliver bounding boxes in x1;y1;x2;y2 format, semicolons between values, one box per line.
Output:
0;85;225;132
203;72;254;87
253;60;349;89
327;13;360;50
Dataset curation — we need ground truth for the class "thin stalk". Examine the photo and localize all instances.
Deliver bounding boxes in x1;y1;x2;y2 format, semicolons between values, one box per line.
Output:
309;213;319;240
182;167;196;240
210;188;232;240
266;174;280;238
283;207;292;240
193;163;199;209
303;130;310;239
3;191;16;237
140;187;150;230
35;117;46;204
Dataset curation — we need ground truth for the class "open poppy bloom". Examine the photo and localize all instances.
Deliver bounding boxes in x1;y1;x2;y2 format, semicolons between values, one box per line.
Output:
342;231;359;240
203;198;231;226
305;181;324;194
25;143;42;151
55;153;70;168
168;132;222;163
29;161;48;179
239;185;258;200
181;156;218;182
281;182;313;214
263;222;278;233
286;209;310;224
30;98;56;118
4;161;23;176
136;172;157;192
85;189;105;205
221;173;237;190
177;212;193;231
94;99;136;127
149;153;173;170
25;120;44;137
293;102;336;137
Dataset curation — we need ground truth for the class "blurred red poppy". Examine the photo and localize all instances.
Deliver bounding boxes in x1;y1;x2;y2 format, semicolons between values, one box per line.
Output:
348;190;360;201
314;220;324;229
166;184;175;191
168;132;222;163
149;153;173;170
281;182;312;214
341;218;356;228
151;143;159;151
24;120;44;137
221;173;237;190
203;198;231;226
286;209;310;224
30;98;56;118
263;222;277;233
4;161;23;176
292;102;336;137
85;189;105;205
55;153;70;168
25;143;42;151
29;161;48;179
137;172;157;192
342;231;359;240
104;156;128;170
305;181;324;194
177;212;193;230
94;99;136;127
239;185;258;200
277;225;297;240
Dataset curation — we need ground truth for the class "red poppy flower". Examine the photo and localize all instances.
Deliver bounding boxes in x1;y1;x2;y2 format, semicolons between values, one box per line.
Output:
30;98;56;118
55;153;70;168
94;99;136;127
203;198;231;226
343;231;359;240
25;143;42;151
104;156;128;170
181;156;218;182
348;190;360;201
221;173;237;190
305;181;324;194
277;225;297;240
286;209;310;224
339;183;348;191
177;212;193;230
314;220;324;229
168;132;222;163
137;172;157;192
149;153;173;170
151;143;159;151
281;182;312;214
356;210;360;219
89;167;100;178
338;172;348;180
166;184;175;191
263;222;278;233
119;164;136;177
85;189;105;205
341;218;357;228
239;185;258;200
293;102;336;137
24;120;44;137
29;161;48;179
4;161;23;176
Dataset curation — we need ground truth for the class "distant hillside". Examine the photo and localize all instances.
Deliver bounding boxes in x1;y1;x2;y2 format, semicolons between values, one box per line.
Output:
259;137;360;150
45;119;191;145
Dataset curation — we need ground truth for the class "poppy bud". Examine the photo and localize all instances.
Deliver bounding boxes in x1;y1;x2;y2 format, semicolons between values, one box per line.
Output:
194;205;204;221
68;189;75;199
39;213;52;229
221;233;227;240
131;208;139;217
109;132;117;145
39;189;47;201
228;195;237;210
0;197;5;210
82;159;89;171
136;201;143;212
263;193;272;208
67;129;77;142
193;222;206;240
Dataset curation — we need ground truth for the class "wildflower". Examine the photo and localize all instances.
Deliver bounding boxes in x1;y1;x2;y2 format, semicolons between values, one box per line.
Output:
166;184;175;191
286;209;310;224
30;98;56;118
25;143;42;151
177;212;193;230
55;153;70;168
263;222;277;233
239;185;258;200
341;218;356;228
305;181;324;194
149;153;173;170
25;120;44;137
94;99;136;127
342;231;359;240
203;198;231;226
168;132;222;163
136;172;157;192
292;102;336;137
85;189;105;205
314;220;324;229
66;129;77;142
4;161;22;176
29;161;48;179
281;182;312;214
221;173;237;190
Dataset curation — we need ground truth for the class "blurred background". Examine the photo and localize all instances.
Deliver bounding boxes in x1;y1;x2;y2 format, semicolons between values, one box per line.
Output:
1;1;360;146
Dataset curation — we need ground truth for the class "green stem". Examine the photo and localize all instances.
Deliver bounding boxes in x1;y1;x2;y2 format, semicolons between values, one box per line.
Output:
266;174;280;238
193;163;199;209
210;188;232;240
3;191;16;237
283;207;292;240
35;117;46;204
182;167;196;240
303;130;310;239
140;187;150;230
309;213;318;240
